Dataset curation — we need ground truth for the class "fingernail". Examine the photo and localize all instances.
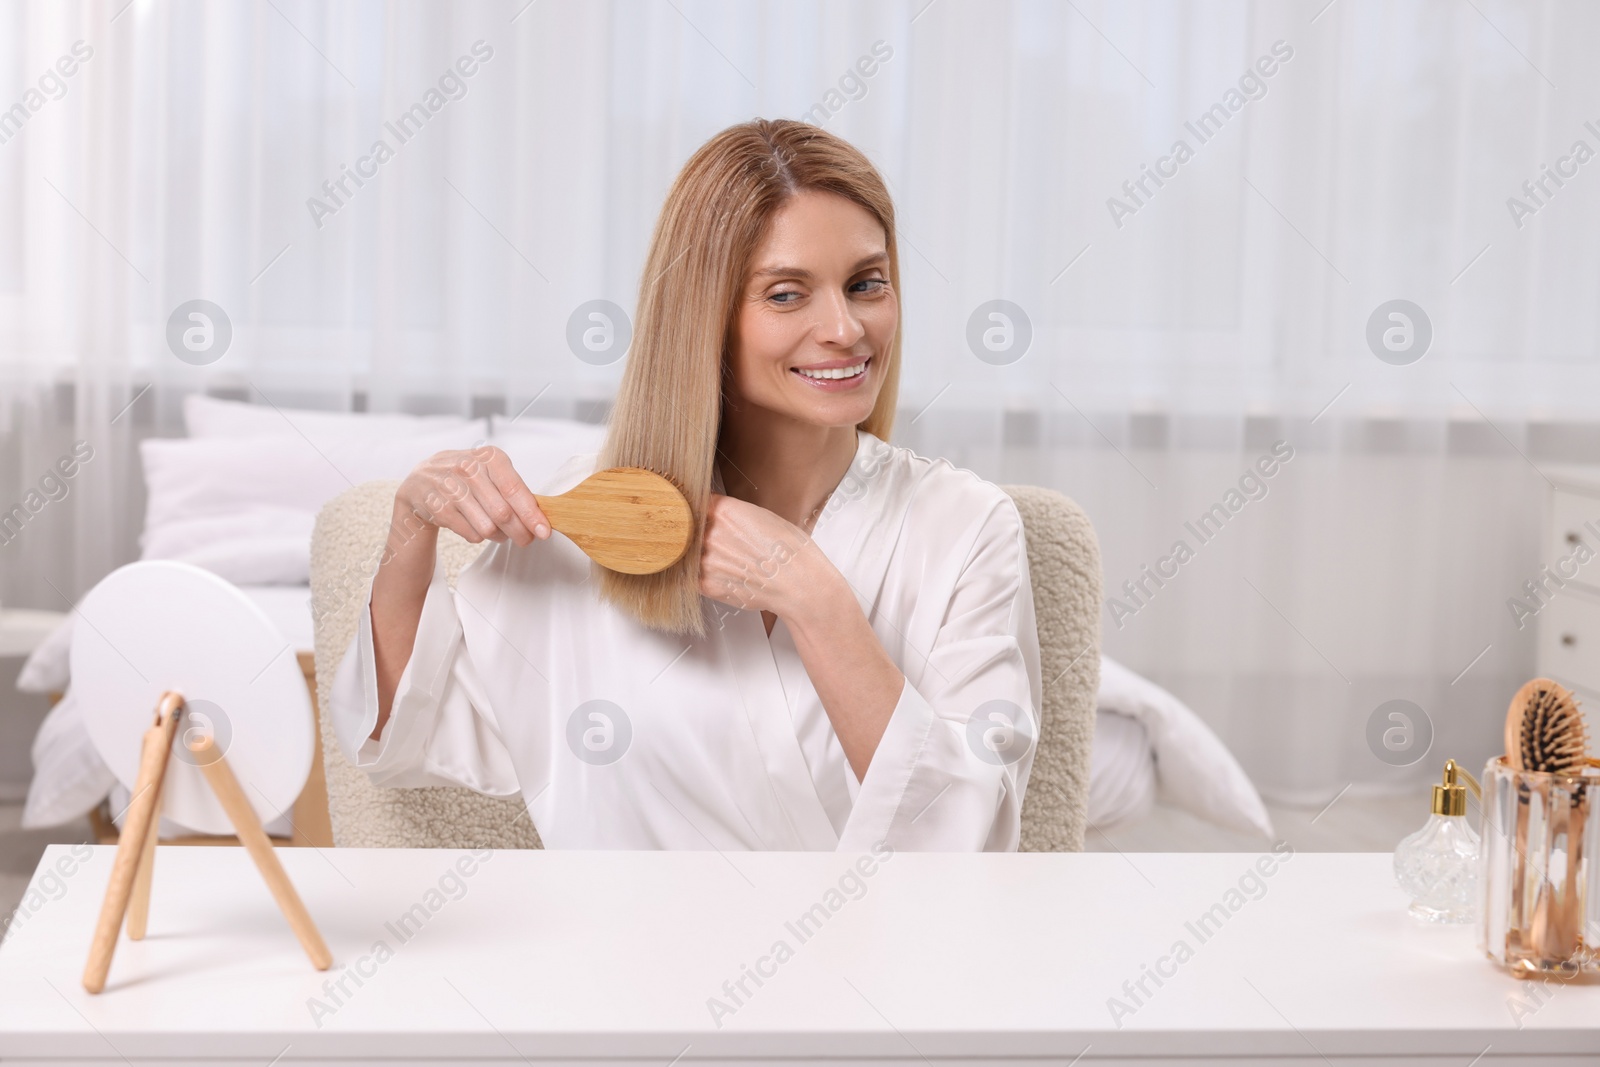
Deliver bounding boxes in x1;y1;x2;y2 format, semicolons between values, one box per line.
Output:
535;524;549;539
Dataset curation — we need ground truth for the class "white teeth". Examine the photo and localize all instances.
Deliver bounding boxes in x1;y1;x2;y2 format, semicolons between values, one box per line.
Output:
797;361;867;380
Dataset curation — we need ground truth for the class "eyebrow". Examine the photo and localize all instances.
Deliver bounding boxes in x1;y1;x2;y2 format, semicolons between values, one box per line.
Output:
750;252;889;283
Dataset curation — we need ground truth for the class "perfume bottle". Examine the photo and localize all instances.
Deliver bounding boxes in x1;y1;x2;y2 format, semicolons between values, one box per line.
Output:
1393;759;1482;923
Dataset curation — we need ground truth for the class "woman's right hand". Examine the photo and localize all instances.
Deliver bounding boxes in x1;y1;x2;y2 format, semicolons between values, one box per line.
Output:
372;444;549;739
394;444;552;546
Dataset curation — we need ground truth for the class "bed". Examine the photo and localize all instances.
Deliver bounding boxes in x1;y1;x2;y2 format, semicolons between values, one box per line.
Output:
17;396;1272;842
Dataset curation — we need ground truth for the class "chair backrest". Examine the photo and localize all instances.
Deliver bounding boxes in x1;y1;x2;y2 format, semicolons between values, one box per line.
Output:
310;481;539;850
311;481;1099;851
1001;485;1101;852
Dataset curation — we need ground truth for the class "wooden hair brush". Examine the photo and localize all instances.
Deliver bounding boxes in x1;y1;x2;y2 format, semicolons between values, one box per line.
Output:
534;467;693;575
1501;677;1597;966
1503;677;1600;774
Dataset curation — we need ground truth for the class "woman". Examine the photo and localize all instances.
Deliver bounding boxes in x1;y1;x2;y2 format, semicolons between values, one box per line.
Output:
329;118;1041;851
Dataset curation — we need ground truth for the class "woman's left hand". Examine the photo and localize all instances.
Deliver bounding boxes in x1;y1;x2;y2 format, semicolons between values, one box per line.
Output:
697;493;838;620
700;491;903;780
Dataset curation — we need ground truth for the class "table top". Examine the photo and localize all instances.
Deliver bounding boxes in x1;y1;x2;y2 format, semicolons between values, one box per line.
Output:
1;845;1597;1062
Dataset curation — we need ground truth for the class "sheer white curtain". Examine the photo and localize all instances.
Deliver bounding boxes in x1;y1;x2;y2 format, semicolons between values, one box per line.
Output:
3;0;1596;797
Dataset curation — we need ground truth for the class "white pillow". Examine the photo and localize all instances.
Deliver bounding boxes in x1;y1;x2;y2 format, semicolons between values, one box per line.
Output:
1086;708;1156;829
141;509;317;586
1096;656;1275;838
488;414;608;491
184;394;476;441
143;423;490;522
16;617;74;693
139;424;489;584
21;690;116;829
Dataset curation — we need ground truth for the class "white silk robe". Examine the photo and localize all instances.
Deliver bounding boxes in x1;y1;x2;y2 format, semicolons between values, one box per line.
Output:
328;429;1041;851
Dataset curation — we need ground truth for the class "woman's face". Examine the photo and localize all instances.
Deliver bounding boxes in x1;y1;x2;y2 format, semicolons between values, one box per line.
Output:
725;190;897;430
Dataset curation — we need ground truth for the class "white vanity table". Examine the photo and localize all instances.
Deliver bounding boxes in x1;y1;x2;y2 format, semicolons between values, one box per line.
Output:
0;845;1596;1064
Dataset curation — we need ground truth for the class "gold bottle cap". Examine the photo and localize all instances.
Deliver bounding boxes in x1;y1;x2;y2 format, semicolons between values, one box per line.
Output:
1431;758;1481;817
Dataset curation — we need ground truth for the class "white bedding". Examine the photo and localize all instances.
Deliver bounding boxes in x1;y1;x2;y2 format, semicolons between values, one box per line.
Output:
1087;706;1155;828
23;607;1273;841
17;395;1273;841
19;396;607;837
1092;656;1274;837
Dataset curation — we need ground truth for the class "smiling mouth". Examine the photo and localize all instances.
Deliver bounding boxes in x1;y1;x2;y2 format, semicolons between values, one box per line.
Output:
793;357;871;381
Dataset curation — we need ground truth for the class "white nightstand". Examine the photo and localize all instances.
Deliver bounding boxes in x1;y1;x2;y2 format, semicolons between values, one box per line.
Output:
0;609;69;660
1539;467;1600;727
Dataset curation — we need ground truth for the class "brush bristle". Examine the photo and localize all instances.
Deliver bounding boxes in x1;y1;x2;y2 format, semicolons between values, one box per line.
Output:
1516;680;1589;774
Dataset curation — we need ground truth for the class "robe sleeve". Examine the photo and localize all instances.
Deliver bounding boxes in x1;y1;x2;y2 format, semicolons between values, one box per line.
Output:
837;495;1041;853
326;555;521;796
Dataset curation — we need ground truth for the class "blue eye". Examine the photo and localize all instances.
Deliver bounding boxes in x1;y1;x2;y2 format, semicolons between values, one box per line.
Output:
853;278;887;294
770;290;801;304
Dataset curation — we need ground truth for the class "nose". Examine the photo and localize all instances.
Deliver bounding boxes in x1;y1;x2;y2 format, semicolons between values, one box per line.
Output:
814;287;866;348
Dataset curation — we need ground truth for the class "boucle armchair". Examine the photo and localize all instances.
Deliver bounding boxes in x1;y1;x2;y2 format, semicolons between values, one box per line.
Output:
309;481;1100;851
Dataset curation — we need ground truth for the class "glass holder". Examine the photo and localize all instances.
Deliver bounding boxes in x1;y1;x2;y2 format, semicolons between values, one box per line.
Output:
1478;756;1600;979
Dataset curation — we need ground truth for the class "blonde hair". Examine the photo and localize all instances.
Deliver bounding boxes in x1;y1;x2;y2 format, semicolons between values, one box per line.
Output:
598;118;902;637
